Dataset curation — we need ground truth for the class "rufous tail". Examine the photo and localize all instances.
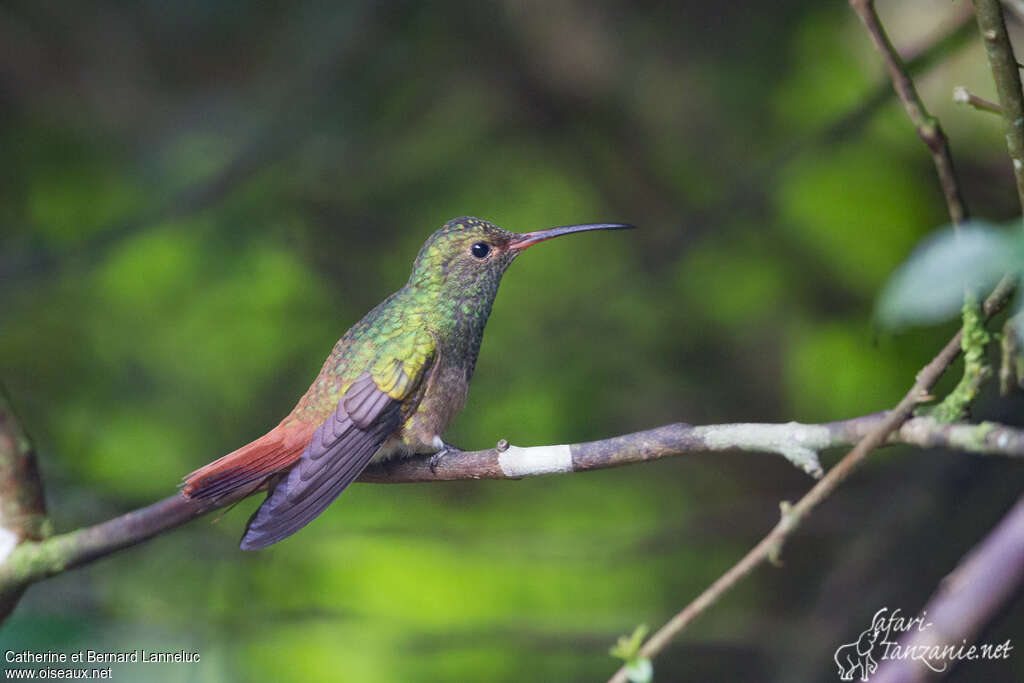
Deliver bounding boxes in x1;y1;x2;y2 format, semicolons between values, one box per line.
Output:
182;422;313;501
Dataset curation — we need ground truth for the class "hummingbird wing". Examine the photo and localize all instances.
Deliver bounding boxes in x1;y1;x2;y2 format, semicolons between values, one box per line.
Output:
239;332;436;550
181;334;434;501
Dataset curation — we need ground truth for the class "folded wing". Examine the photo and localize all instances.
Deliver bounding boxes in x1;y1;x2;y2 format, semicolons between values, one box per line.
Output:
239;372;401;549
240;331;437;549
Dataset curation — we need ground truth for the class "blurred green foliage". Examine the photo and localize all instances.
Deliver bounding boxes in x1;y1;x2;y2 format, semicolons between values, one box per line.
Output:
877;221;1022;330
1;1;1022;681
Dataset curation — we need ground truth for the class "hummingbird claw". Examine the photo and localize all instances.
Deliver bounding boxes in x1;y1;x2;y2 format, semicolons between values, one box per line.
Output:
428;442;461;474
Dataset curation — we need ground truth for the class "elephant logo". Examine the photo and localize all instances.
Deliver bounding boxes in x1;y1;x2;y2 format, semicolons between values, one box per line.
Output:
834;624;883;681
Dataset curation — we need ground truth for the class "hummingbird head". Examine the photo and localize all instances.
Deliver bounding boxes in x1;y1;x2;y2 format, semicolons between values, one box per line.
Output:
407;217;519;294
405;216;633;344
407;216;634;297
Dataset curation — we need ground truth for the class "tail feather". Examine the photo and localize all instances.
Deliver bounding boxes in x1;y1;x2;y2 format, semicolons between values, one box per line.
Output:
183;423;312;501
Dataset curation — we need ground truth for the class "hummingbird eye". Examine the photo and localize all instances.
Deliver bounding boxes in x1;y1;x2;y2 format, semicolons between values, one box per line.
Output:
470;242;491;259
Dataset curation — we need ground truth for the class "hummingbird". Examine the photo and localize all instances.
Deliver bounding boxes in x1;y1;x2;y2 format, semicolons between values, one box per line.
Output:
182;216;633;550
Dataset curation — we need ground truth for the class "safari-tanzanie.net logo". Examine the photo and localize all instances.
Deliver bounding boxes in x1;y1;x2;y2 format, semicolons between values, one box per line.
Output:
833;607;1013;681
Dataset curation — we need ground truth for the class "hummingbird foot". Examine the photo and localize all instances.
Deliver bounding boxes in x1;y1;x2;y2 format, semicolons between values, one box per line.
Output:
428;442;462;474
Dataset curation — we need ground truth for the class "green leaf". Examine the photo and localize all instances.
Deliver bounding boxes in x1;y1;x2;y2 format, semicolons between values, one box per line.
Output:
624;658;653;683
610;624;649;661
610;624;653;682
877;222;1013;329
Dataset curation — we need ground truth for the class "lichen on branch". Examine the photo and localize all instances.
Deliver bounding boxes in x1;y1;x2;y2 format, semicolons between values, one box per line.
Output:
923;297;993;422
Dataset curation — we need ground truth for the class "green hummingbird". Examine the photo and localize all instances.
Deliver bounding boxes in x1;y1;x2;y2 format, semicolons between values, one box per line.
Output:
182;216;633;549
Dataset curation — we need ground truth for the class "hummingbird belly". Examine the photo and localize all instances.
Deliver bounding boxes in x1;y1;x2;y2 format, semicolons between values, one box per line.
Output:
376;358;470;461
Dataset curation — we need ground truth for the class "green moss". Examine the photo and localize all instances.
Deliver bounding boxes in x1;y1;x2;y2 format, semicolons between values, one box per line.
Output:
923;298;993;422
0;530;77;595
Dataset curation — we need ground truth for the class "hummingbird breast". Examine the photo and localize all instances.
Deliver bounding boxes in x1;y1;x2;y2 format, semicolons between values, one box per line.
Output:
385;285;495;457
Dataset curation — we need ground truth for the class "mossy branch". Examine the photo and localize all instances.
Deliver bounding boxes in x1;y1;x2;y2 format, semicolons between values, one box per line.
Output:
922;296;994;422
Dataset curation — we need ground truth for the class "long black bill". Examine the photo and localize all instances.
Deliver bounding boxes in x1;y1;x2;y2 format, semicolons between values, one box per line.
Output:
507;223;635;251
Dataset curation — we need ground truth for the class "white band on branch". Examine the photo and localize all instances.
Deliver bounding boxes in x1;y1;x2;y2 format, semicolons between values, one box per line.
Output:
498;444;574;477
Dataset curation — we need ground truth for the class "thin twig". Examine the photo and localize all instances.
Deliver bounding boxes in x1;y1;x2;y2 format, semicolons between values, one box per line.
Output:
972;0;1024;214
606;276;1017;683
816;9;973;149
850;0;968;226
952;85;1002;114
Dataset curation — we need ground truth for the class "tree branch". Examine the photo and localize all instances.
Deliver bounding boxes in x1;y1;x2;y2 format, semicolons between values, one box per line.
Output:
972;0;1024;214
850;0;968;226
809;8;972;151
607;275;1017;683
871;493;1024;683
2;406;1023;608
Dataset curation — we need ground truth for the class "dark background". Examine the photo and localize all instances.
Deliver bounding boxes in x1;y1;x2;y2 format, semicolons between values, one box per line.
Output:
1;1;1022;680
